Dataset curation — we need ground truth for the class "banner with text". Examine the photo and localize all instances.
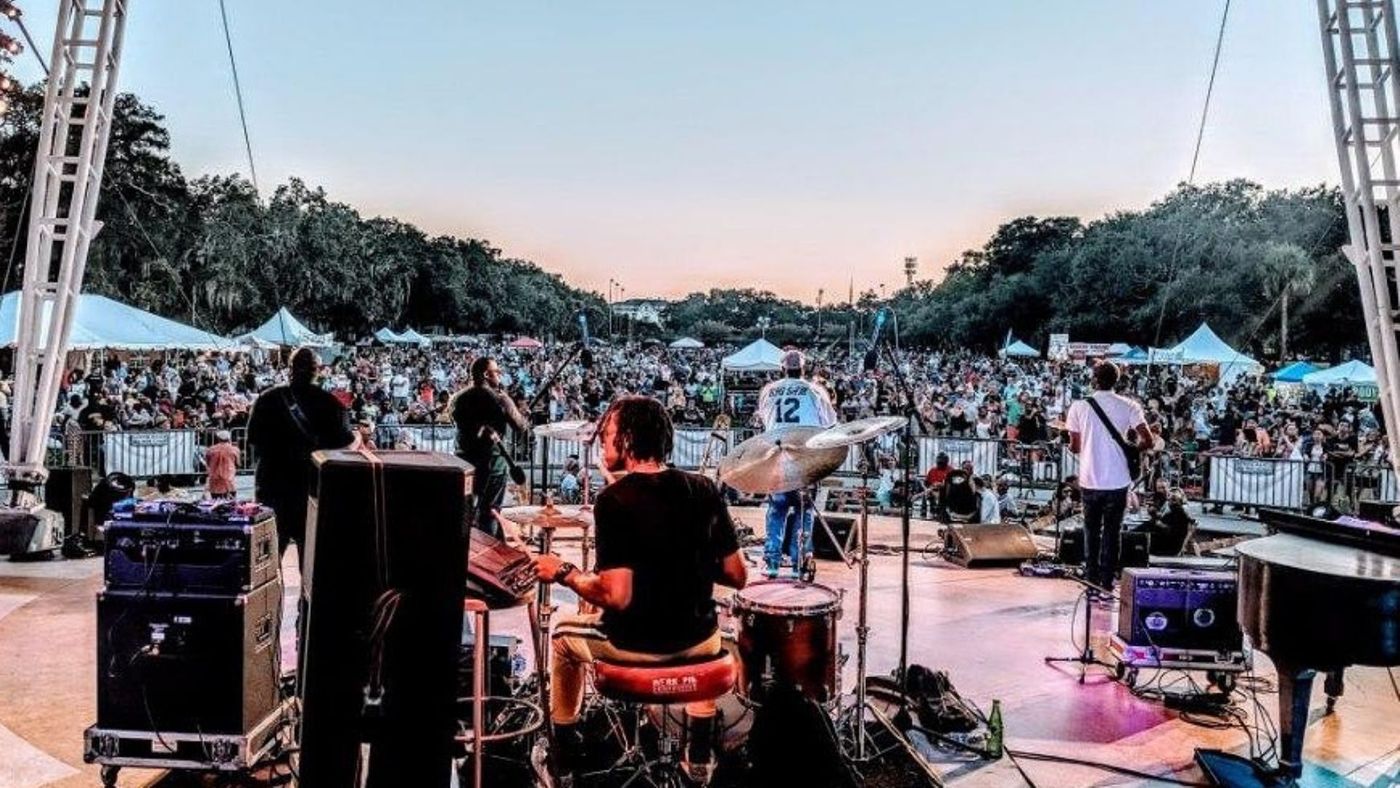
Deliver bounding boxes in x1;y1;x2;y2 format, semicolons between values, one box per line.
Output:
1206;456;1306;509
103;430;199;477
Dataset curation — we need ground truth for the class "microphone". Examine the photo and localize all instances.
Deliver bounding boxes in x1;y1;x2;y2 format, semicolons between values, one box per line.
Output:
578;312;594;369
864;307;888;372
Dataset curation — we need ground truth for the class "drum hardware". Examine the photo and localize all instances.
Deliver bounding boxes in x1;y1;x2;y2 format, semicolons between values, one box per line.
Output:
803;413;908;763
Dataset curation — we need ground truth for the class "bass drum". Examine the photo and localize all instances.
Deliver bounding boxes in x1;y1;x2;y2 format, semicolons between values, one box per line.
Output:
733;580;842;705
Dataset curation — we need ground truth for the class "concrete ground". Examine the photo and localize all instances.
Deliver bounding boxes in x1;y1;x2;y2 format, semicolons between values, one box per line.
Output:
0;506;1396;788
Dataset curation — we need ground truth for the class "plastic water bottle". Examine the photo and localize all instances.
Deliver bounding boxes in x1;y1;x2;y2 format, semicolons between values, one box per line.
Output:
986;699;1004;759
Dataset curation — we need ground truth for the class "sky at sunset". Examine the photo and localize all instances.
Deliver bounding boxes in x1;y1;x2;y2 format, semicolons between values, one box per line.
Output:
13;1;1341;302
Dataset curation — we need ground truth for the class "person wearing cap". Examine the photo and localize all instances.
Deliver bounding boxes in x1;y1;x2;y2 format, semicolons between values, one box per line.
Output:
753;349;838;579
205;429;240;500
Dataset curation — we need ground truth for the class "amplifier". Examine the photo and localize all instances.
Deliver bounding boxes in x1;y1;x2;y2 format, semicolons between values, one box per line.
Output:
96;580;282;735
103;516;278;594
813;515;855;561
110;498;274;526
45;466;93;536
1057;528;1150;569
1115;567;1242;653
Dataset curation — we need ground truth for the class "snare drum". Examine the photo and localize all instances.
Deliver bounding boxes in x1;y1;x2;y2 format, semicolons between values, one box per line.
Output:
732;580;842;704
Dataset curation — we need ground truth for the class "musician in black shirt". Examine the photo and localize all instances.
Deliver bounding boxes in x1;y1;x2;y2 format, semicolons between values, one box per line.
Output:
533;395;747;780
246;347;355;566
450;356;530;537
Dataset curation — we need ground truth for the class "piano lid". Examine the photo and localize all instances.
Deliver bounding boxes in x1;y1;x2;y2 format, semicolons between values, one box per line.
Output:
1257;507;1400;558
1236;533;1400;583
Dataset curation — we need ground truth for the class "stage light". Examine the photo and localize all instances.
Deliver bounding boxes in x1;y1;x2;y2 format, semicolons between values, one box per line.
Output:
0;97;10;115
0;3;19;21
0;34;20;56
0;73;12;91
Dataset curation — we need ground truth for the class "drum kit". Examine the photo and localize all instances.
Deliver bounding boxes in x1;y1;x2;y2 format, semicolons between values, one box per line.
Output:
491;413;910;777
716;415;906;761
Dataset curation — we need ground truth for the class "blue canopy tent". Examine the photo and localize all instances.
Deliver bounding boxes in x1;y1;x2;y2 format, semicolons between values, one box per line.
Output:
1272;361;1319;384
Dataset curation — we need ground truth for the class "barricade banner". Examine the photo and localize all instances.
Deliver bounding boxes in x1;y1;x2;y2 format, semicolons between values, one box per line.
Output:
1206;456;1305;509
102;430;199;476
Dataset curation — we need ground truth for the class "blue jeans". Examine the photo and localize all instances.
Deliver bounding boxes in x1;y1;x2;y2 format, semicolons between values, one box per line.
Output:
765;490;813;574
1081;486;1128;590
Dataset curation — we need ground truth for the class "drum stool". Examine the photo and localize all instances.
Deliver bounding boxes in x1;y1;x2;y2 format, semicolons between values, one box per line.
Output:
587;653;736;787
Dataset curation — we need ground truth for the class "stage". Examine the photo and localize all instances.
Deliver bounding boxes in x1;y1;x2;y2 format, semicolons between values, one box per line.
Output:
1;509;1397;788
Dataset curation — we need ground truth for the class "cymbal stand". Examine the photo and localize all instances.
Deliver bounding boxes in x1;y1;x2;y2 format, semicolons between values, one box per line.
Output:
838;459;880;762
1043;575;1116;683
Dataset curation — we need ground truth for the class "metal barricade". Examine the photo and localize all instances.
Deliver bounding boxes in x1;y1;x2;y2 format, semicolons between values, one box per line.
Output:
1201;455;1314;511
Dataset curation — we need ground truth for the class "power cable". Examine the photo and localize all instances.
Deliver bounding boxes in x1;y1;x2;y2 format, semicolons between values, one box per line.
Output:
1151;0;1233;350
217;0;259;192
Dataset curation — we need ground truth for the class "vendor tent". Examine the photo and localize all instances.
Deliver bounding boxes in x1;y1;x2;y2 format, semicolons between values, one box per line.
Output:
1272;361;1320;384
1302;360;1376;388
722;339;784;372
670;337;704;349
1116;347;1152;365
998;339;1040;359
399;328;432;346
1160;323;1263;383
509;336;543;350
0;291;234;351
242;307;334;347
1107;342;1133;356
374;327;404;343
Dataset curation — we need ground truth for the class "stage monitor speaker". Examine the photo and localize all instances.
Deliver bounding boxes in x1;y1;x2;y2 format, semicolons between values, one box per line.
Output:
1057;528;1150;569
942;523;1039;568
45;466;92;538
95;580;281;735
1357;498;1399;525
813;515;855;561
1115;567;1241;653
297;450;470;788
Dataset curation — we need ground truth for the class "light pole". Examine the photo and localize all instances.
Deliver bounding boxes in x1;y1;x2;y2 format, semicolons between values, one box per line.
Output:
816;288;824;340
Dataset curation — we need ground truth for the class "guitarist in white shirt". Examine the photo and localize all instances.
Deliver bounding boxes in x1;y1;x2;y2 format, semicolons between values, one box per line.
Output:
1065;362;1154;597
754;350;838;578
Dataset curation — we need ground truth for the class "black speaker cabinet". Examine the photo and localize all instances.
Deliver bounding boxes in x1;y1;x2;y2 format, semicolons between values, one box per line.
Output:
45;465;92;537
942;523;1039;567
298;450;470;788
1058;528;1150;569
813;515;856;560
95;581;281;735
1116;567;1241;652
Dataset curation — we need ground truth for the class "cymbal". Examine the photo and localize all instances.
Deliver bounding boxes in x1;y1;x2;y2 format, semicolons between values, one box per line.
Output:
533;420;596;442
500;504;594;530
718;426;847;495
805;416;907;450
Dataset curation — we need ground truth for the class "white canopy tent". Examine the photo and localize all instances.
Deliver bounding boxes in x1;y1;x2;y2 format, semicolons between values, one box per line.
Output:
722;339;784;372
1302;360;1376;389
1150;323;1263;384
998;338;1040;358
0;291;234;351
669;336;705;349
241;307;334;348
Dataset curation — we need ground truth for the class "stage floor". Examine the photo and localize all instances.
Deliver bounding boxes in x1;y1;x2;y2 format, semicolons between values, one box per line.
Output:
1;509;1397;788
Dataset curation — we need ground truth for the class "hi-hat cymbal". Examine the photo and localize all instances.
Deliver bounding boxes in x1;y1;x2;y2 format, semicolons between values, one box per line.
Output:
533;420;596;442
805;416;907;450
718;426;847;495
500;504;593;530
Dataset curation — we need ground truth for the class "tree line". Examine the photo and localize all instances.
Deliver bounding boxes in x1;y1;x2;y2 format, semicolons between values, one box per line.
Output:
0;86;1365;360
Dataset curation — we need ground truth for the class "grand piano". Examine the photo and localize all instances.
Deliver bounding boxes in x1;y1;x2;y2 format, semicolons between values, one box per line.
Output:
1199;509;1400;783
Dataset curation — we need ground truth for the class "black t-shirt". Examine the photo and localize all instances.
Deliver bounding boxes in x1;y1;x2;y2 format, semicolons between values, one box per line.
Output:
593;469;739;654
451;385;517;466
246;382;354;504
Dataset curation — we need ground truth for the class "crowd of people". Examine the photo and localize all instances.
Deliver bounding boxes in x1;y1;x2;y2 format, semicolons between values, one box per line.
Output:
15;339;1387;501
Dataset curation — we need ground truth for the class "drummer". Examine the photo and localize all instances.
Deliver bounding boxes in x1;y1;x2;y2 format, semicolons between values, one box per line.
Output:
533;396;748;781
754;350;839;579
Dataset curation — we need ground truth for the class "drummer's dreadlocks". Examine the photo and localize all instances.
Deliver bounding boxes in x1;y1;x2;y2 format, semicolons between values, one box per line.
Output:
599;395;673;464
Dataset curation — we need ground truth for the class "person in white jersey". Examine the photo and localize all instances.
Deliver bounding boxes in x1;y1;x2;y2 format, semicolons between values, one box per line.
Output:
1065;361;1153;596
754;350;838;578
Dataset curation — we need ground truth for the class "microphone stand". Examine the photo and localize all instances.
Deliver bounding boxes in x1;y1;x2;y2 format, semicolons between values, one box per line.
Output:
879;336;929;695
524;342;588;498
